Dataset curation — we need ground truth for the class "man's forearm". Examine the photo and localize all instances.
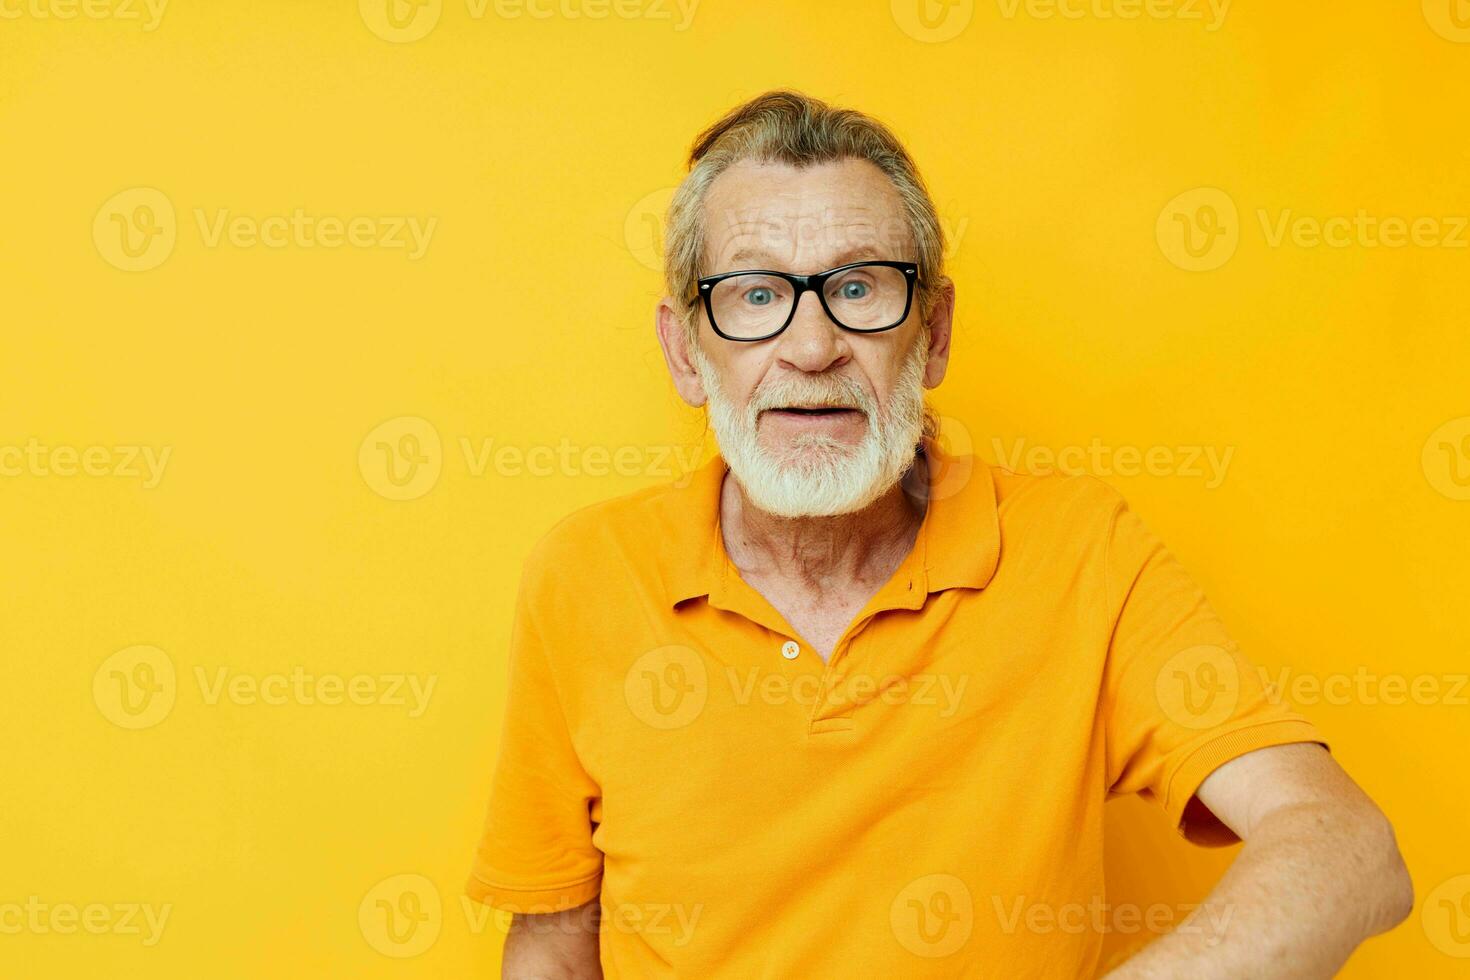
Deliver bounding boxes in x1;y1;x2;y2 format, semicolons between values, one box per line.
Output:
502;900;603;980
1105;800;1412;979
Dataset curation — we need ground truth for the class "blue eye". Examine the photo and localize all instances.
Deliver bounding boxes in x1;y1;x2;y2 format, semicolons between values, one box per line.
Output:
745;287;775;306
839;281;870;300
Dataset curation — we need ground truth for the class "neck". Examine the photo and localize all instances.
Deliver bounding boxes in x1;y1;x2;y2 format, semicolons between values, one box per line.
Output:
720;454;929;591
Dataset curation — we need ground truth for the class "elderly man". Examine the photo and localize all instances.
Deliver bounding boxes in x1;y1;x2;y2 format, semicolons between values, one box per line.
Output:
466;91;1410;978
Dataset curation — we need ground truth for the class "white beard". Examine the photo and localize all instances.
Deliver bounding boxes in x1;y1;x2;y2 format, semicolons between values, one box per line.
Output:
693;338;929;518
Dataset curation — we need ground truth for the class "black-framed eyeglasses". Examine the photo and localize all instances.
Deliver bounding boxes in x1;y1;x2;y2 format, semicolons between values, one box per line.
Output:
694;260;919;342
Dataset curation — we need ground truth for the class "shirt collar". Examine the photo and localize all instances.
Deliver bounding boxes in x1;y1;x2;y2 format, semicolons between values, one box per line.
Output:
656;435;1001;608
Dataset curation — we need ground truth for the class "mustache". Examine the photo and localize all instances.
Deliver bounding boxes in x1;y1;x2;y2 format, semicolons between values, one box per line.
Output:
749;375;874;415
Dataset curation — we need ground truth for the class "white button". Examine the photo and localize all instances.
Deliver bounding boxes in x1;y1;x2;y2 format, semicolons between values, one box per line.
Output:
780;641;800;660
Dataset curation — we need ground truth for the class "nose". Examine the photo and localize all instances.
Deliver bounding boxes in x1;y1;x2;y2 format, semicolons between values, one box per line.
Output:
773;290;850;374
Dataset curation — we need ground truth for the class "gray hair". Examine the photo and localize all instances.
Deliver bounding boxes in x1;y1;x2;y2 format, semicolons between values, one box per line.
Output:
663;90;949;343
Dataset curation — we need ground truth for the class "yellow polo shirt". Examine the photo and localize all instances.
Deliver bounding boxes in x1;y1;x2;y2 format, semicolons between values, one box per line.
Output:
466;435;1323;977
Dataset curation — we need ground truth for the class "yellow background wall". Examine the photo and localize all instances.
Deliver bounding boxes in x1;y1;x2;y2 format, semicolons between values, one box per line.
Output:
2;1;1467;975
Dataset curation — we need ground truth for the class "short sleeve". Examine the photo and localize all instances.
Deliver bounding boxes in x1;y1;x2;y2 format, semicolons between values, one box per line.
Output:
465;566;603;912
1100;496;1326;845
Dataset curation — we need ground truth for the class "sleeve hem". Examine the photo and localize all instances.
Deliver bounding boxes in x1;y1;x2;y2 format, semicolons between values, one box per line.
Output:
1161;717;1328;842
463;870;602;914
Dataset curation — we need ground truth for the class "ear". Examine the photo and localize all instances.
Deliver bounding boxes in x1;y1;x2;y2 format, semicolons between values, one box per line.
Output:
920;277;956;389
655;297;708;408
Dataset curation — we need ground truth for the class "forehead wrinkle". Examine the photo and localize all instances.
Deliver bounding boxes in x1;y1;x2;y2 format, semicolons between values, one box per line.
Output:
700;161;915;274
721;243;888;272
707;206;903;271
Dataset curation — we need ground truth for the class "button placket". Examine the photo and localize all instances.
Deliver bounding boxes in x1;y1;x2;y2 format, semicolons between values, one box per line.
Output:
805;617;875;732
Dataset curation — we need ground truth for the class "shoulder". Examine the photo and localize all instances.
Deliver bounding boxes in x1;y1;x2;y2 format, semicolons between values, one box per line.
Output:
970;459;1145;585
980;460;1166;620
986;458;1129;535
518;474;696;597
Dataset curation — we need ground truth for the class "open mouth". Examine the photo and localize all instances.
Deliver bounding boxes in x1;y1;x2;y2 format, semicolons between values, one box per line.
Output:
764;405;864;426
764;405;865;422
